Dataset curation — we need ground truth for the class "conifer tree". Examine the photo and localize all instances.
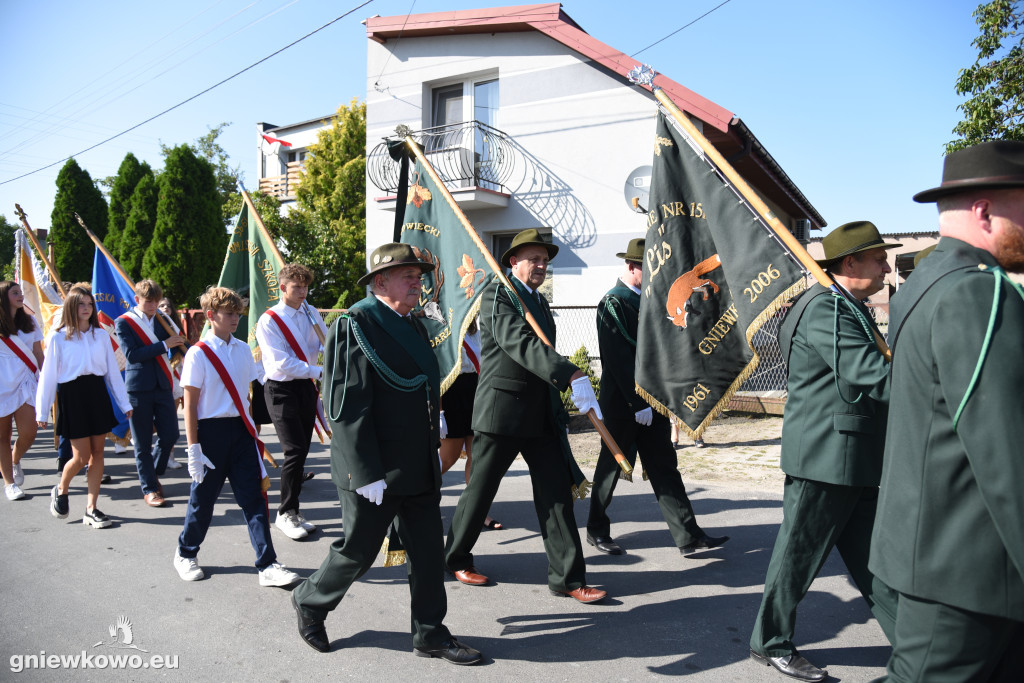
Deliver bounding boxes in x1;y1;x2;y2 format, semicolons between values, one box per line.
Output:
50;158;108;283
105;152;151;258
120;172;158;281
142;145;225;305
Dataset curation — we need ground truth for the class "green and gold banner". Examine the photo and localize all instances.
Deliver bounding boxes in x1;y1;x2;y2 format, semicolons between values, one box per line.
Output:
215;200;284;354
636;112;805;438
399;159;489;393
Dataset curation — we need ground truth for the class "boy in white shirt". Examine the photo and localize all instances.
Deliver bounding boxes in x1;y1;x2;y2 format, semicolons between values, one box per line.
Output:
255;264;328;540
173;286;299;587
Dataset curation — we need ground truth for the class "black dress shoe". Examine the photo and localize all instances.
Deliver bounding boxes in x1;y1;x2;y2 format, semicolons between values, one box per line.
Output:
414;636;482;665
292;593;330;653
680;534;729;557
586;533;624;555
750;649;827;682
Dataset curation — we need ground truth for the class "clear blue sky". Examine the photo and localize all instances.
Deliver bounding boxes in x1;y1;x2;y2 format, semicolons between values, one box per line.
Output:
0;0;981;237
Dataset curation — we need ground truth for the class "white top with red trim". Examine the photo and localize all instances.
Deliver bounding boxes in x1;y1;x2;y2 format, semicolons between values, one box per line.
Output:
35;327;132;423
1;325;42;414
255;301;326;382
181;332;259;420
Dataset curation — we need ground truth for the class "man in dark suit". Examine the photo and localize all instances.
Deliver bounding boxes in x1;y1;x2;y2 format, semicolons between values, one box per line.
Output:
290;243;481;665
586;238;728;557
870;141;1024;681
749;222;900;682
444;228;607;604
115;279;186;507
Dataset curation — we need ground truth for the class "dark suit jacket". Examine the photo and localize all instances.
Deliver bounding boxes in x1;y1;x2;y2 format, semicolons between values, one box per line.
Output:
323;296;441;497
596;280;650;418
778;283;890;487
870;238;1024;620
114;312;174;393
471;276;578;437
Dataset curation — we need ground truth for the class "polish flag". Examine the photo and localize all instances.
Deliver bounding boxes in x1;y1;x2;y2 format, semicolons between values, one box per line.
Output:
261;134;293;155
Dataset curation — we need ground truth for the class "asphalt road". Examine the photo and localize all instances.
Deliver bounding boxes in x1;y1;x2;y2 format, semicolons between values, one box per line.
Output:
0;420;890;681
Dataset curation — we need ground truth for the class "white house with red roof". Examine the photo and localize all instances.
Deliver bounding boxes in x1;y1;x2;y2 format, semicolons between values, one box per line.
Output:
360;3;824;310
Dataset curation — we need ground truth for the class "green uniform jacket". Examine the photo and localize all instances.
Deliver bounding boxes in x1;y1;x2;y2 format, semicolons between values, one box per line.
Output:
778;283;890;487
870;238;1024;620
471;276;578;436
596;281;650;416
322;295;442;497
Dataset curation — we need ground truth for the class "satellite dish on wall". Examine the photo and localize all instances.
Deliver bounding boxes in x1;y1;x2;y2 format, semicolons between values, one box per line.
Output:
624;165;652;213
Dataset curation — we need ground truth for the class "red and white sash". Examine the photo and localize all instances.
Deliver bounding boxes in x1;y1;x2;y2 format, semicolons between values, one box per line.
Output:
196;341;270;485
1;334;38;376
264;309;331;438
118;311;182;399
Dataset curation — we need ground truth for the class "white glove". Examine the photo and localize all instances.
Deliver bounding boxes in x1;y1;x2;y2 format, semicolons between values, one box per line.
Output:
570;376;602;420
186;444;215;484
356;479;387;505
634;407;653;426
439;410;448;439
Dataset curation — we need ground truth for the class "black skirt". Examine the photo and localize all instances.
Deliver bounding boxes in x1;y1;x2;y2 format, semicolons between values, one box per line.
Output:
56;374;118;440
442;372;478;439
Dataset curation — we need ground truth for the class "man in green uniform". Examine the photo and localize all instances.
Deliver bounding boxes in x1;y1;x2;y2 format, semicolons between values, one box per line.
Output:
871;141;1024;681
585;237;728;557
444;228;608;604
291;243;482;665
749;221;900;681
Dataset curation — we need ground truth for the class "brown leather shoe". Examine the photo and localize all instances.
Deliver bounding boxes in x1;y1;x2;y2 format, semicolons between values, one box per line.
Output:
550;585;607;603
452;567;489;586
144;492;166;507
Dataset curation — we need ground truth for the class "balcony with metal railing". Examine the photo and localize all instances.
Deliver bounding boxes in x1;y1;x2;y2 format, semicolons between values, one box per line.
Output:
367;121;517;210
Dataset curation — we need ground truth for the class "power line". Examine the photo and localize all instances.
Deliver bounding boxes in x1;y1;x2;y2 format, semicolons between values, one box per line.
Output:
0;0;375;187
631;0;734;58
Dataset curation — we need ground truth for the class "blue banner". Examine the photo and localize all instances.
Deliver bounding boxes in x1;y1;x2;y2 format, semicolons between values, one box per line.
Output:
92;247;136;439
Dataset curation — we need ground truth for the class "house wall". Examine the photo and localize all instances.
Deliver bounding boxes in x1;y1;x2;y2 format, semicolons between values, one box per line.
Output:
366;31;803;307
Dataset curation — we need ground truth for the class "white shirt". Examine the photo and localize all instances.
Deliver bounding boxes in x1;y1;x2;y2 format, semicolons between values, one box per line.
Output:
35;326;132;422
460;330;481;375
126;306;167;352
1;325;43;414
181;332;259;420
255;301;327;382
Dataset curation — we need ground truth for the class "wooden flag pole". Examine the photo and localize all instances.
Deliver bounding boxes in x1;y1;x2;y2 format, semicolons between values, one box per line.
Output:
628;66;890;361
14;204;67;297
72;212;184;348
404;137;634;479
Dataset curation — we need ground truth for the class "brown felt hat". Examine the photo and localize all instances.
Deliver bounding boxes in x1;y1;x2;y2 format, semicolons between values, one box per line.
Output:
816;221;901;266
913;140;1024;203
616;238;645;263
500;228;559;268
357;243;433;287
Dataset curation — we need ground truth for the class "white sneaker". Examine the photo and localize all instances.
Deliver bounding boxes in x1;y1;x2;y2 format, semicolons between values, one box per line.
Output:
12;462;24;487
295;512;317;533
173;550;204;581
112;442;128;454
165;456;183;470
5;483;26;501
275;510;309;540
259;562;301;587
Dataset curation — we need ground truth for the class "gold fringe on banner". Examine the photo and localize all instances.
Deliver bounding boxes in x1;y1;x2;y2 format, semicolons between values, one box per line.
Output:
636;278;805;441
379;537;407;567
438;295;483;396
571;479;592;501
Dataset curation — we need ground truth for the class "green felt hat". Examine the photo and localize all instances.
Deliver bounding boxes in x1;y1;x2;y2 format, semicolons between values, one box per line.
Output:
616;238;645;263
914;140;1024;203
816;221;901;266
357;242;433;287
500;228;559;268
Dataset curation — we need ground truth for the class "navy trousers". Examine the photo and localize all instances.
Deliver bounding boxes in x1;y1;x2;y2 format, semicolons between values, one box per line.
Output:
178;417;276;569
128;388;179;495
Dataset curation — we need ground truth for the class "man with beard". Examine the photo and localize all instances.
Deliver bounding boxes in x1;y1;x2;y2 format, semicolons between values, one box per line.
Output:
870;140;1024;681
